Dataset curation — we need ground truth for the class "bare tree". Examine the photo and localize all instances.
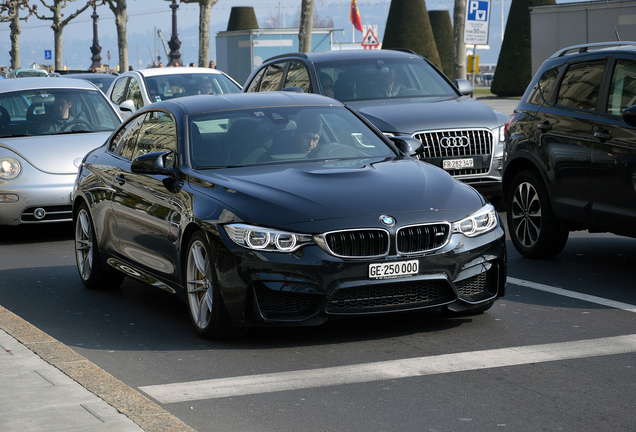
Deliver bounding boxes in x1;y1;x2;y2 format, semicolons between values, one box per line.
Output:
181;0;218;67
298;0;314;53
31;0;91;71
104;0;127;72
0;0;36;69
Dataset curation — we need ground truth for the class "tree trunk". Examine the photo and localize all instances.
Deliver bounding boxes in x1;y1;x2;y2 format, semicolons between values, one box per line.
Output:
453;0;467;80
9;12;20;69
298;0;314;53
53;6;63;71
107;0;128;72
198;0;212;67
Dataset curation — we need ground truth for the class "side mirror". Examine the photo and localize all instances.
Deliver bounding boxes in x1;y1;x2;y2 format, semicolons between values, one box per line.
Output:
454;79;473;96
119;100;135;113
131;151;174;176
389;136;424;157
623;105;636;127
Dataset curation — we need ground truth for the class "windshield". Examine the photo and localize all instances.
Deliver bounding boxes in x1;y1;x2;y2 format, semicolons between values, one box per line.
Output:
315;57;457;102
145;73;240;102
0;88;121;137
189;105;395;168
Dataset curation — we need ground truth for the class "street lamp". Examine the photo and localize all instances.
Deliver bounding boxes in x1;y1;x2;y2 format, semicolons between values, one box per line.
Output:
167;0;182;66
89;0;102;71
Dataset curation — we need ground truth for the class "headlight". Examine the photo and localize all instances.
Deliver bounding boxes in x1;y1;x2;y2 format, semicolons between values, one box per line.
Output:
224;224;314;252
0;157;21;180
452;204;497;237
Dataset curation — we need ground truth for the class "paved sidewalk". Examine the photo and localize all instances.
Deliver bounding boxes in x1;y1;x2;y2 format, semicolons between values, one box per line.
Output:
0;305;196;432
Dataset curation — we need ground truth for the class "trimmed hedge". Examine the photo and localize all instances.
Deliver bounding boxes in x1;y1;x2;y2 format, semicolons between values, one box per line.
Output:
428;10;453;77
227;6;259;31
382;0;442;69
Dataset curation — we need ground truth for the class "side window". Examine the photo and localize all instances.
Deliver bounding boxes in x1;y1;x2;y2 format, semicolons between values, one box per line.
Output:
527;65;562;106
607;59;636;115
110;77;129;105
284;61;311;92
128;77;144;110
133;111;177;166
258;62;286;92
556;60;606;111
109;114;147;159
245;68;266;93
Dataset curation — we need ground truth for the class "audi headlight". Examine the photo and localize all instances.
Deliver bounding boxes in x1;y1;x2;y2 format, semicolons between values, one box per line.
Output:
224;224;313;253
452;204;497;237
0;157;21;180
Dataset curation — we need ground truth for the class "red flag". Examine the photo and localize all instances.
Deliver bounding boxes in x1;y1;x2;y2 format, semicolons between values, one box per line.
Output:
351;0;363;32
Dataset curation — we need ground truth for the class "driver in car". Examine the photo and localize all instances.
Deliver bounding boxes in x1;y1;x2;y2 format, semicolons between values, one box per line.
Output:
44;95;75;132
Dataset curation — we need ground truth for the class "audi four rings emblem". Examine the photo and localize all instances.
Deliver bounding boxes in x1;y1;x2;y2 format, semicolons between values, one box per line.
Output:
440;136;469;148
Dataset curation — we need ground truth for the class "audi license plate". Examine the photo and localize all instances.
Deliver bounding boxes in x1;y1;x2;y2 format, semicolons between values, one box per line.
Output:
443;158;474;170
369;260;419;280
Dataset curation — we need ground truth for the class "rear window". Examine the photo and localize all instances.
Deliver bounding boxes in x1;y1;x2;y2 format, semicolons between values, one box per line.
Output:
556;60;606;111
527;65;562;106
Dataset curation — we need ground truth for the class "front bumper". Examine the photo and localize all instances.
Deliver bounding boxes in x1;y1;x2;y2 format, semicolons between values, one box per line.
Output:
214;225;506;326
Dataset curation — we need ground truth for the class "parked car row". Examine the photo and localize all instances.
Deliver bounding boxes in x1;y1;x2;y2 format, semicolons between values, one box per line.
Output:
9;42;634;338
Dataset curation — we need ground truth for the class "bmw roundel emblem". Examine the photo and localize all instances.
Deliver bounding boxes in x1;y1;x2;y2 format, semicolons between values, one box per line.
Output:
380;215;395;226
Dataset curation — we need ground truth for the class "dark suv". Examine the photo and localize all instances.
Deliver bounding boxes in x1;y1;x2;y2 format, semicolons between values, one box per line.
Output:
244;49;507;203
503;42;636;258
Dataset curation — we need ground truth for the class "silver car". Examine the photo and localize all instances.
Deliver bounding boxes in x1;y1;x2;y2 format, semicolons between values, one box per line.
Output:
0;78;121;226
105;67;242;119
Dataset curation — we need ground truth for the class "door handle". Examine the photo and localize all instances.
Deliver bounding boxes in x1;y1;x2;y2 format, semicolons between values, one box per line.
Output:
593;131;612;141
115;174;126;185
536;122;552;131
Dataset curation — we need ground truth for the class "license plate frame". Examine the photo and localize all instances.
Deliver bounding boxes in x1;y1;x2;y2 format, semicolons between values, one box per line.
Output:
369;260;419;280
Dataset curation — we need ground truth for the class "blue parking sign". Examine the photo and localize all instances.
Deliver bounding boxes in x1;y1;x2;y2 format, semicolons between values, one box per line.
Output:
44;50;52;60
464;0;491;44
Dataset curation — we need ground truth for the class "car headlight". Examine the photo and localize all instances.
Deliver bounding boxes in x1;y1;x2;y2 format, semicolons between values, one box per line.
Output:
0;157;21;180
452;204;497;237
224;224;314;252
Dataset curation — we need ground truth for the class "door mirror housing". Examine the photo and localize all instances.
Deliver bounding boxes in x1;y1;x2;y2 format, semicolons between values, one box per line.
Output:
622;105;636;127
454;79;474;96
119;100;135;113
389;136;424;157
131;151;175;176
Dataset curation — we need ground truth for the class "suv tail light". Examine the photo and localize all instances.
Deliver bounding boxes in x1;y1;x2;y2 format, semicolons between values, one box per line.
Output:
504;113;518;137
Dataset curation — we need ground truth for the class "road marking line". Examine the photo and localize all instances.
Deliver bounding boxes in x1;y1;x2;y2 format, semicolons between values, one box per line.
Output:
507;277;636;313
139;334;636;403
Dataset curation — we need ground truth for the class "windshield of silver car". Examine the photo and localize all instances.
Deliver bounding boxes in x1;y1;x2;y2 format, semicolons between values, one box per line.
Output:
315;58;457;102
0;88;121;137
189;105;395;168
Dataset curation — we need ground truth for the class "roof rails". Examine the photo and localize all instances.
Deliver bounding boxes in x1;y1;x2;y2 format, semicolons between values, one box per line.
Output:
551;41;636;58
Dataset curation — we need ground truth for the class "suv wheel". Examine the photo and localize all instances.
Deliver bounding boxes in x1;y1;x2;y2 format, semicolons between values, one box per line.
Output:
507;170;568;258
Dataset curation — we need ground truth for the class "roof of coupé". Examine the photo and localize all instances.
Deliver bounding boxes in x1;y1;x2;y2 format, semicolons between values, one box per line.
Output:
0;77;97;92
154;91;343;115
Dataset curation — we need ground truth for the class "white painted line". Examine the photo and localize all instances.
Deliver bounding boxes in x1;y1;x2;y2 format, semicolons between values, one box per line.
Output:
507;277;636;313
139;334;636;403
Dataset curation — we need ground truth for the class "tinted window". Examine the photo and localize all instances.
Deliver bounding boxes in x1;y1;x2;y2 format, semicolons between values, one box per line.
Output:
527;65;562;106
189;105;394;169
110;114;147;158
110;77;128;104
245;68;266;93
607;59;636;115
315;57;456;102
259;63;286;92
133;111;177;166
128;77;144;110
556;60;606;111
284;61;311;92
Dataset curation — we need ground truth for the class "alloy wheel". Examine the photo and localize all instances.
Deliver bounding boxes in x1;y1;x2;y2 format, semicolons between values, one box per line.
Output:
511;181;542;248
186;239;213;330
75;208;94;281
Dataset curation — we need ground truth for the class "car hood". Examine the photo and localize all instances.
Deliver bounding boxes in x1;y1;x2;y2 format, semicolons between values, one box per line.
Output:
190;158;485;228
347;96;506;135
0;132;110;174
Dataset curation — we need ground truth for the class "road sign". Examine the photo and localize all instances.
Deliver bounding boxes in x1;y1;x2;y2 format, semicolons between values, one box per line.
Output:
361;28;379;50
464;0;491;45
44;50;52;60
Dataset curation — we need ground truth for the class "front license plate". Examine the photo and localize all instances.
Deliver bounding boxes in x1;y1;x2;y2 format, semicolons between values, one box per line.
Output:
369;260;419;280
443;158;474;170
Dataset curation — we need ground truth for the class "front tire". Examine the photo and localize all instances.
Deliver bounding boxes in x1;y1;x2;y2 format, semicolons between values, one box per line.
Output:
184;231;236;339
74;203;124;289
506;170;568;258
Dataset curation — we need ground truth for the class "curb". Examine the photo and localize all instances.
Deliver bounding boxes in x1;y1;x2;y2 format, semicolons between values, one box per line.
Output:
0;305;196;432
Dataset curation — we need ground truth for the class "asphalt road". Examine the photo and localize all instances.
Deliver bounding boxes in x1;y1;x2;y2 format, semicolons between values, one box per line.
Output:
1;215;635;431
